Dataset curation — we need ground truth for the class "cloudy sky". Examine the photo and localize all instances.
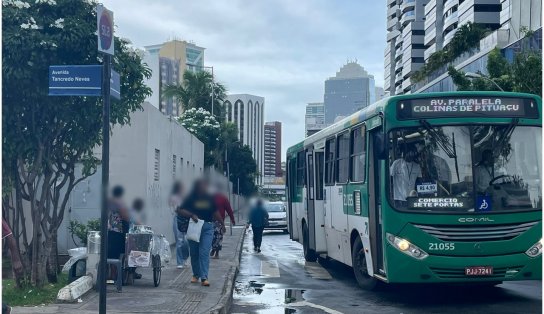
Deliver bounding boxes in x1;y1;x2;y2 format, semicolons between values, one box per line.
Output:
103;0;387;160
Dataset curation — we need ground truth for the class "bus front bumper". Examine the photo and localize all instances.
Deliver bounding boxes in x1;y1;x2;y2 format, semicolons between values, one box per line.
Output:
384;245;542;283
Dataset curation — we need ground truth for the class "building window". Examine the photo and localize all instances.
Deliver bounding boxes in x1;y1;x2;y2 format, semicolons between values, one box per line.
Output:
154;149;160;181
350;126;366;182
336;132;349;184
325;137;336;185
173;155;177;178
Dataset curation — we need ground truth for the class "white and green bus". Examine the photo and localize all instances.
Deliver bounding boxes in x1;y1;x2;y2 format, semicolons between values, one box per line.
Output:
286;91;542;289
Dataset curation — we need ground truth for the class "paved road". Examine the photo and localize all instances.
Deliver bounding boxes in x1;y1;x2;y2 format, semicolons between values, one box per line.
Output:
232;230;542;314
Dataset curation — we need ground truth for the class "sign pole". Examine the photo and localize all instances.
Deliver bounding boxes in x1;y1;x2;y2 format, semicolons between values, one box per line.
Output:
98;53;111;314
97;5;114;314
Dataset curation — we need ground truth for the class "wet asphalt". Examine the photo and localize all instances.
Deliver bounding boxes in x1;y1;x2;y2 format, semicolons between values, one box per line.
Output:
231;229;542;314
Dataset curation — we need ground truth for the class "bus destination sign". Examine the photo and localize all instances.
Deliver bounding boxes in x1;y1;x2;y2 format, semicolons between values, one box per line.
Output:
397;96;539;120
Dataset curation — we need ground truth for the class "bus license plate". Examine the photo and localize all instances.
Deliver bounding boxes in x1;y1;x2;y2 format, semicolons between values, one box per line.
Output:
465;266;493;276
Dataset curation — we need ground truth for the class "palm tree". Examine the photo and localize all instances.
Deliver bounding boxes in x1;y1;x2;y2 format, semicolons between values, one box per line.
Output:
163;70;227;119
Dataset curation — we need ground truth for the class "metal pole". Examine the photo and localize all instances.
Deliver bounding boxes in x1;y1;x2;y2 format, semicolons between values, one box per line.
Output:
99;54;111;314
226;146;232;235
211;67;214;117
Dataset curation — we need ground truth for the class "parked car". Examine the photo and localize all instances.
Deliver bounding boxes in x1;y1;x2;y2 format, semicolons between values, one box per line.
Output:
264;201;288;233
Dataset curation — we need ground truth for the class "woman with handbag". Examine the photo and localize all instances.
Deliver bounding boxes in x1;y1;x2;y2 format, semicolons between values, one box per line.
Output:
178;179;225;287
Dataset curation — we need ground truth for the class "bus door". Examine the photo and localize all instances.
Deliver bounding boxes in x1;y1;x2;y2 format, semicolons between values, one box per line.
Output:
307;149;327;253
305;149;317;251
287;158;296;240
368;128;384;274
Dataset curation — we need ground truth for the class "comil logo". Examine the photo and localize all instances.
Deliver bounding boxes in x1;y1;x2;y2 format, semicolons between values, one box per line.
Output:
458;217;495;223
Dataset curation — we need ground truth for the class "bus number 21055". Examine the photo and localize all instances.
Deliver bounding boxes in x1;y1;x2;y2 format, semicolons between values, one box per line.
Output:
429;243;455;251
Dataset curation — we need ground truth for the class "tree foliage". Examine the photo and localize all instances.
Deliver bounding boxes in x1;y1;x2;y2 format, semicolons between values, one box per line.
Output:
177;108;221;167
2;0;151;287
228;144;258;196
163;70;227;119
448;48;542;95
412;23;489;83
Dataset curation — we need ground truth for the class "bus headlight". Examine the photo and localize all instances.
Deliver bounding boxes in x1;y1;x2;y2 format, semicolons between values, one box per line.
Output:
387;233;428;260
525;239;543;258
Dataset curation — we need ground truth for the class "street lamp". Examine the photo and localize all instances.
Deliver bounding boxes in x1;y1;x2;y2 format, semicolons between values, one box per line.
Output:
465;72;505;92
186;64;215;116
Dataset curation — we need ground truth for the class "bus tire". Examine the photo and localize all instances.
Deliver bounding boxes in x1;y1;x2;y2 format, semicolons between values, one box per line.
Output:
302;223;318;262
352;236;378;290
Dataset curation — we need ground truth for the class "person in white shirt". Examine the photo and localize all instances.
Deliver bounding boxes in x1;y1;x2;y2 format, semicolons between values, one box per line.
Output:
475;149;506;194
390;146;422;208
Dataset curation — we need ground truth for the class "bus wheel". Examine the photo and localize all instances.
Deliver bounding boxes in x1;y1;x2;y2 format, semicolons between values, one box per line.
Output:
352;237;378;290
302;223;318;262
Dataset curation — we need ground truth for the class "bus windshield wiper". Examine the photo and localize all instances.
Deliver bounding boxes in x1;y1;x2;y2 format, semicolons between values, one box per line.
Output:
419;120;456;158
494;118;519;154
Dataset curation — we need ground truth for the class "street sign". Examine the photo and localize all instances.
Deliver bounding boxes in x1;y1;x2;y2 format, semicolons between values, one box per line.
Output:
97;5;114;55
48;65;102;96
110;69;120;100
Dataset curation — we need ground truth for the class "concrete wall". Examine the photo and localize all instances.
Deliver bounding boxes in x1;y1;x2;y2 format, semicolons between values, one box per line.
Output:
56;102;204;253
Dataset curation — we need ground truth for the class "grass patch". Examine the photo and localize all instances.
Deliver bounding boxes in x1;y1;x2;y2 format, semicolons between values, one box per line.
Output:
2;273;68;307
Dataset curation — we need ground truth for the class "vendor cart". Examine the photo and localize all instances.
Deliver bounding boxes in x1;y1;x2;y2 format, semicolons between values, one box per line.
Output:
122;226;166;287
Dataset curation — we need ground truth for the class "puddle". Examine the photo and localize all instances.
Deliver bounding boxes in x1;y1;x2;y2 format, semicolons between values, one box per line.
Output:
234;281;307;313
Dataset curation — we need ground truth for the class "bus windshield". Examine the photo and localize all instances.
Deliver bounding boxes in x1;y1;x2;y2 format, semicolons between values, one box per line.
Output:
388;124;542;213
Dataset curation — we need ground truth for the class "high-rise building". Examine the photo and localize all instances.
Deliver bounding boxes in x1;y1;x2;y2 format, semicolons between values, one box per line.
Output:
223;94;265;184
375;86;386;101
143;40;205;116
305;102;325;137
264;121;282;178
324;62;376;124
424;0;502;63
411;0;541;93
384;0;429;96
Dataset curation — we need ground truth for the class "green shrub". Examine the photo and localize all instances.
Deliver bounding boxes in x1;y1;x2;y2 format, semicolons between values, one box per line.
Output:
68;219;101;246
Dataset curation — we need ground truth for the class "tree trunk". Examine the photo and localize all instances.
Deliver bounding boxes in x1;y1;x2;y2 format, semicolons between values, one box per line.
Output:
46;230;58;283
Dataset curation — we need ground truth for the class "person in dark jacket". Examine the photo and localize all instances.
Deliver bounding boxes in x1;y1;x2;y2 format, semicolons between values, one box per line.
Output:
247;199;269;253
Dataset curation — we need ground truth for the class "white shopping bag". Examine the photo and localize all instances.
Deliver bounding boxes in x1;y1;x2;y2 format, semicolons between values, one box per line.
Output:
186;219;204;242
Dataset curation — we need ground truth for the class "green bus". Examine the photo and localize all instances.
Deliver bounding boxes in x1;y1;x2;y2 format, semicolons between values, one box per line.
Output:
286;91;542;289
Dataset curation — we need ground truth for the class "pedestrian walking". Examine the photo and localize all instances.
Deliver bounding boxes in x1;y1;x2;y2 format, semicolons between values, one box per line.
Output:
3;218;24;314
107;185;130;281
210;182;235;259
169;181;189;269
247;199;268;253
178;179;225;286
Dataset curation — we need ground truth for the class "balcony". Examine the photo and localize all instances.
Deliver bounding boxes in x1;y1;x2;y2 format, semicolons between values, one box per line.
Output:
395;60;403;73
387;29;401;41
424;0;437;16
424;27;437;46
444;0;458;13
387;17;399;31
424;43;437;61
395;84;404;95
401;0;416;12
388;6;400;18
400;10;416;26
443;28;457;45
443;10;458;31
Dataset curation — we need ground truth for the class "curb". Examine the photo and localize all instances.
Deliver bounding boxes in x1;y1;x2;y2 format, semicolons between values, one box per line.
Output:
209;228;246;314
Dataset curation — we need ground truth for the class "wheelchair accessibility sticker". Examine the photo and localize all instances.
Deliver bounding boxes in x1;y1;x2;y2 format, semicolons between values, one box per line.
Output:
476;196;492;212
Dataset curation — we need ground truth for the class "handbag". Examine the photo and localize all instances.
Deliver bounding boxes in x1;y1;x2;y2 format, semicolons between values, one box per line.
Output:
177;215;190;233
186;219;205;242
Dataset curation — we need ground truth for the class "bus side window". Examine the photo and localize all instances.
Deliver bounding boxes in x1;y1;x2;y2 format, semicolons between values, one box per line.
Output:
350;125;366;182
325;138;336;185
297;151;306;187
336;132;350;184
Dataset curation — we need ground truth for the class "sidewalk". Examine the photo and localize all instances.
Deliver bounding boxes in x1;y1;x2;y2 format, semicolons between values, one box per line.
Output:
12;226;246;314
